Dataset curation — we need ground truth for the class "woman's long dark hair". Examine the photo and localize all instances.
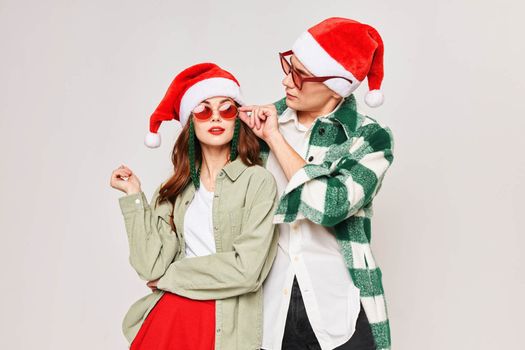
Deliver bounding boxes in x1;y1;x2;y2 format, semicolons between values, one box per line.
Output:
156;110;262;233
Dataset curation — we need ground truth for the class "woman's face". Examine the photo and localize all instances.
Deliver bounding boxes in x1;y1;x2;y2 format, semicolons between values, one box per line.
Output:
192;96;237;148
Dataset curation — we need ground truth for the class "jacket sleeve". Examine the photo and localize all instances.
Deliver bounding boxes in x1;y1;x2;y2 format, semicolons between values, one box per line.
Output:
155;172;279;300
274;122;395;227
118;184;178;281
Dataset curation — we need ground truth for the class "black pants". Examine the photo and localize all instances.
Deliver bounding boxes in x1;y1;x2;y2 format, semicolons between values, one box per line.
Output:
265;276;376;350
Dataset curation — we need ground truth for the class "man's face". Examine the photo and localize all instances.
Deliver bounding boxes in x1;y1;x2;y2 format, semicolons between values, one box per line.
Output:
282;54;342;112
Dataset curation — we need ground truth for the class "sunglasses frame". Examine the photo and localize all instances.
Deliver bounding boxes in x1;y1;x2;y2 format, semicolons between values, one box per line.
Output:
279;50;353;89
191;100;239;122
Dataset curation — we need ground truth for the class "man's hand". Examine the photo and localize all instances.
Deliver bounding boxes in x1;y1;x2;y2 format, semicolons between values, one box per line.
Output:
238;104;280;143
147;278;159;292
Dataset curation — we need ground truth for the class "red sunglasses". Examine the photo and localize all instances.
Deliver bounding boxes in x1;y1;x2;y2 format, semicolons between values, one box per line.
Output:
279;50;353;89
191;101;239;121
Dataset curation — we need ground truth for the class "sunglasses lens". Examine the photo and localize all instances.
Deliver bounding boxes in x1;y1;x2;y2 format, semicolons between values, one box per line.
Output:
292;69;302;89
280;55;291;75
192;105;212;120
219;102;238;119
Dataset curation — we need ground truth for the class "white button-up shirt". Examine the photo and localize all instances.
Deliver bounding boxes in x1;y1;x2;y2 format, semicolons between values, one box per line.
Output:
262;102;361;350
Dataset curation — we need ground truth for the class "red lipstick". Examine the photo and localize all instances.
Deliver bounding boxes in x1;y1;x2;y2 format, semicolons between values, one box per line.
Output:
208;126;225;135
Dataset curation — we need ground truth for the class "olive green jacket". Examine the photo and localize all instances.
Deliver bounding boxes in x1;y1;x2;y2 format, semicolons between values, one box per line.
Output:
118;159;279;349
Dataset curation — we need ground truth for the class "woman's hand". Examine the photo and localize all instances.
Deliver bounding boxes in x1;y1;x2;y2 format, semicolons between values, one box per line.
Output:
238;104;280;143
147;278;159;292
110;165;142;195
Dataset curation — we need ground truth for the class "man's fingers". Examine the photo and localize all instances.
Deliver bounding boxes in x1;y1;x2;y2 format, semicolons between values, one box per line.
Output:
238;110;250;125
242;112;249;128
255;109;261;129
254;108;261;129
262;107;274;118
238;105;256;112
250;109;256;128
239;104;274;112
238;108;266;132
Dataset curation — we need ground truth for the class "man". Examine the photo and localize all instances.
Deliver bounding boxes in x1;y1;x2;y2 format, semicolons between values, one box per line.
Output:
238;17;394;350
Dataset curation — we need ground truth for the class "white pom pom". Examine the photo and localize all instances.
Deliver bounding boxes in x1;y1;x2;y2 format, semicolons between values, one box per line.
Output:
365;89;384;107
144;132;161;148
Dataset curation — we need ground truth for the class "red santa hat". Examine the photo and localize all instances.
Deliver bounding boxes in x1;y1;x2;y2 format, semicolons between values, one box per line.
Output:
144;62;244;148
292;17;385;107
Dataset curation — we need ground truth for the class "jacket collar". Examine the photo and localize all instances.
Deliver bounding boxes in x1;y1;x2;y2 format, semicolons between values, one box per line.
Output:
181;157;248;201
330;94;359;137
222;157;249;182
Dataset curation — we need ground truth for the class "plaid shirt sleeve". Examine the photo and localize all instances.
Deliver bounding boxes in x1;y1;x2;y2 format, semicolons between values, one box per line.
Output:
273;121;395;226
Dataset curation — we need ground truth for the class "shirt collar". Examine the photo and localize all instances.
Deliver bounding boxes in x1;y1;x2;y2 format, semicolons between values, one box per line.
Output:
279;96;346;127
276;94;359;138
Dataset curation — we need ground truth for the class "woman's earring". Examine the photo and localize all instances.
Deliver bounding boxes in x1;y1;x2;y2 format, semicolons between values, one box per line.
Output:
229;118;240;161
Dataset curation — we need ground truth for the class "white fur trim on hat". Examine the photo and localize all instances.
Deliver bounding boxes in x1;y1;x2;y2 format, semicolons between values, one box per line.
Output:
144;131;161;148
365;89;384;107
292;31;360;97
178;77;244;126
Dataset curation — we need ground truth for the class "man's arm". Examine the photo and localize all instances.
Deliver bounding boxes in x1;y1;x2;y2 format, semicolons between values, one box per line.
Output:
274;123;394;226
239;102;305;180
239;101;394;227
266;132;307;180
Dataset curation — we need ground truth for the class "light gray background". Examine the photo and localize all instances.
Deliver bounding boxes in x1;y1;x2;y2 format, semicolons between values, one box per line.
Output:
1;0;524;349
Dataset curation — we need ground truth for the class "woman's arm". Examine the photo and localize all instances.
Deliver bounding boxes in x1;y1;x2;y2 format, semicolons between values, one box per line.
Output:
155;171;279;300
119;184;179;281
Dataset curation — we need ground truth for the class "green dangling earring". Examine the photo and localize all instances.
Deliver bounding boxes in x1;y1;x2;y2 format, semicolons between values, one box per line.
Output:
229;117;241;161
188;117;201;189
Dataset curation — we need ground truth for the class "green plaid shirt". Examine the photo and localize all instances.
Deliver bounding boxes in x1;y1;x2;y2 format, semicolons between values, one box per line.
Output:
259;94;395;350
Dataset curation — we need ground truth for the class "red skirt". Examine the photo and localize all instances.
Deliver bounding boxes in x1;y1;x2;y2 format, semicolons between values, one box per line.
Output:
130;292;216;350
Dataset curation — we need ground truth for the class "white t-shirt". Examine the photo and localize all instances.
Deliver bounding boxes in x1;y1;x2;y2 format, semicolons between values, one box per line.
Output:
183;184;216;258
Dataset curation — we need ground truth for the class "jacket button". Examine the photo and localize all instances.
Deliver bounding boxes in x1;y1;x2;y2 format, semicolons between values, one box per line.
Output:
184;201;189;205
318;127;325;135
308;155;314;162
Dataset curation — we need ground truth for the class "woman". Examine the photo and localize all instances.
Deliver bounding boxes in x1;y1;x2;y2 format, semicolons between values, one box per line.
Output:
110;63;279;350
